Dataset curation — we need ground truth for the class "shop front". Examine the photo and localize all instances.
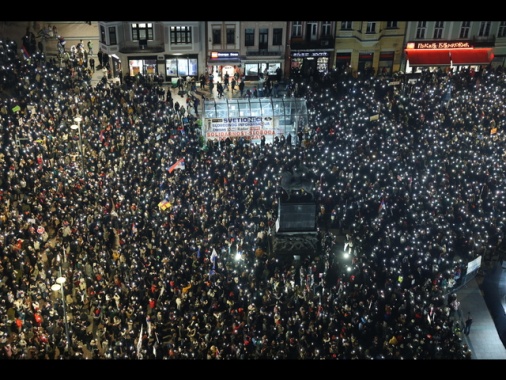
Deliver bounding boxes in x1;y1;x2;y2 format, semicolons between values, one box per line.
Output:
335;52;351;74
207;51;242;83
127;54;198;83
164;54;198;81
404;41;494;74
378;52;395;76
290;51;330;78
128;56;158;80
358;52;374;76
242;60;283;81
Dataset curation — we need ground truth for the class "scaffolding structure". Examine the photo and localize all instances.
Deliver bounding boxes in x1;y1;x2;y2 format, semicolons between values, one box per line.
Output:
202;97;308;145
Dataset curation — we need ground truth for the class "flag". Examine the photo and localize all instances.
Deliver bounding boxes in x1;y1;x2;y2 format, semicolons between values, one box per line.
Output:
210;248;218;269
378;199;386;213
136;324;143;358
158;200;171;211
168;158;185;173
21;45;30;60
146;315;152;336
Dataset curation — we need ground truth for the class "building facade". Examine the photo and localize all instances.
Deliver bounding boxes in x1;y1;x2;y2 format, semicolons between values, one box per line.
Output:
333;21;406;77
98;21;206;83
403;21;505;74
97;21;290;84
232;21;287;82
287;21;336;78
10;21;506;83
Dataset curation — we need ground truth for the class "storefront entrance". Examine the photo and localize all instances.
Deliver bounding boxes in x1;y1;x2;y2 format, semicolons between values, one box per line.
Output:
208;64;242;83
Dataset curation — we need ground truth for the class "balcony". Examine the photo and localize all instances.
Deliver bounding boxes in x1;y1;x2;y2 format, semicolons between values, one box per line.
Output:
118;40;165;54
245;48;283;57
289;37;334;50
471;35;496;48
246;50;281;56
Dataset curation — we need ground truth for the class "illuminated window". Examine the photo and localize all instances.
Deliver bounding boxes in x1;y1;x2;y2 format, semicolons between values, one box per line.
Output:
170;26;192;44
131;23;153;41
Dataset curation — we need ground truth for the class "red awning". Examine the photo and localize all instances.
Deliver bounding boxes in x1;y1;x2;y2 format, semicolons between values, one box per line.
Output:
451;48;494;65
405;49;451;66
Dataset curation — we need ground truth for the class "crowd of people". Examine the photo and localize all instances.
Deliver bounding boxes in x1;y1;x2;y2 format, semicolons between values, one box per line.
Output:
2;36;506;360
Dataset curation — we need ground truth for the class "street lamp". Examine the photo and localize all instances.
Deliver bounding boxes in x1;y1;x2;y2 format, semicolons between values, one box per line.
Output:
51;267;72;353
71;116;84;175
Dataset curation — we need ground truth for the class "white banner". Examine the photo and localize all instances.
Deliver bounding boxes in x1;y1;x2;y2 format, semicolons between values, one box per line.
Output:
205;117;275;140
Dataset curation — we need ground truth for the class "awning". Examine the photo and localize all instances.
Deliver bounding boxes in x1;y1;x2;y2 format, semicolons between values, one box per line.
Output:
451;48;494;65
405;49;451;66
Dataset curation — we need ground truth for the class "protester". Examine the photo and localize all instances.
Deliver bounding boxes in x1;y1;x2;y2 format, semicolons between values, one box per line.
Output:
464;313;473;335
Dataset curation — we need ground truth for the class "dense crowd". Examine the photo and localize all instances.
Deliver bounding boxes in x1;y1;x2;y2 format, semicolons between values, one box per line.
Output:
2;36;506;360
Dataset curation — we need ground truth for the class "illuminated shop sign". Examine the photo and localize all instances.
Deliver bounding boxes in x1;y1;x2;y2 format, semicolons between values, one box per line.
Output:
210;51;240;59
292;51;329;58
406;41;473;50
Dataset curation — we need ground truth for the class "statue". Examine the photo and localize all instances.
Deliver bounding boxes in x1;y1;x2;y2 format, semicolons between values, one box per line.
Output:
280;164;314;200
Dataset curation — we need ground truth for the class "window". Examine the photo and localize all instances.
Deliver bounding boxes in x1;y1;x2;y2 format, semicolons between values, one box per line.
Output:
170;26;192;44
416;21;427;39
292;22;302;37
321;21;332;37
499;21;506;38
460;21;470;39
212;28;221;44
341;21;352;30
226;27;235;44
479;21;491;37
259;28;268;50
131;23;154;41
108;27;117;45
245;28;254;47
273;28;282;46
433;21;444;39
100;25;106;44
386;21;398;29
366;22;376;34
